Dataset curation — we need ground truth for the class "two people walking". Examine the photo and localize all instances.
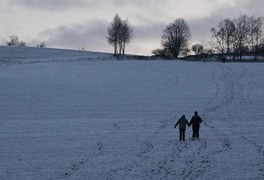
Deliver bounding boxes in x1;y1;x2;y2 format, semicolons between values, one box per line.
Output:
174;111;202;141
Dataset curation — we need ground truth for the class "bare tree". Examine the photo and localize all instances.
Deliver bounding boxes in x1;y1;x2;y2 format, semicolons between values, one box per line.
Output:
211;15;262;60
211;27;225;57
248;16;263;60
7;35;19;46
181;48;191;57
19;41;26;47
233;15;251;60
7;35;26;47
107;14;122;56
107;14;133;57
204;48;215;56
211;19;235;59
37;41;47;48
259;40;264;54
152;48;166;57
161;18;191;58
192;44;204;55
222;19;236;55
119;20;133;55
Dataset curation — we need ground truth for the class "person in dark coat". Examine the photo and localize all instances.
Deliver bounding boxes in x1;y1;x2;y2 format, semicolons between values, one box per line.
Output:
189;111;203;139
174;115;189;141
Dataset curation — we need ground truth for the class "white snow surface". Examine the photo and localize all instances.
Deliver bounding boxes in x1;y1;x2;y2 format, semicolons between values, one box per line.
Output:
0;46;264;179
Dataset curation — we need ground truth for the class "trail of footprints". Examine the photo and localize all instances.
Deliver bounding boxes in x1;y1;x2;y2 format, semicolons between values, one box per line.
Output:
181;140;210;179
241;136;264;176
61;142;105;179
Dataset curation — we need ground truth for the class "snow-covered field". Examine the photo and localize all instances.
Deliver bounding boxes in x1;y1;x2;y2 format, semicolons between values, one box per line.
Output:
0;47;264;179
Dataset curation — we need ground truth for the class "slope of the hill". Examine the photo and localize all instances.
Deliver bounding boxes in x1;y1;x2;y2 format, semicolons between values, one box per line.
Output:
0;46;264;179
0;46;112;65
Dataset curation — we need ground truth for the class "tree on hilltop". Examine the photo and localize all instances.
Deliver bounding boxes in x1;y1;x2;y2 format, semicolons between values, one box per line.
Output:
161;18;191;58
107;14;133;57
192;44;204;55
7;35;26;47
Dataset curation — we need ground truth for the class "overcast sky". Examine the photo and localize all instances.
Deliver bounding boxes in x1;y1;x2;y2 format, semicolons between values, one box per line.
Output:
0;0;263;55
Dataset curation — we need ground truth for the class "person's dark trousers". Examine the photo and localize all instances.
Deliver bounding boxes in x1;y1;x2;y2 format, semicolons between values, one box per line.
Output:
192;127;200;139
179;129;186;141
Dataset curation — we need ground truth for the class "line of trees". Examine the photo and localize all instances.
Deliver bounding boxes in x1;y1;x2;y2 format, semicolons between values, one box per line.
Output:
106;14;133;57
6;35;47;48
6;35;26;47
106;14;263;60
211;15;263;60
4;14;263;60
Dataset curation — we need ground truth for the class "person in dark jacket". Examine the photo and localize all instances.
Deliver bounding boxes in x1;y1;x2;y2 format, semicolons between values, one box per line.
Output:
189;111;203;139
174;115;189;141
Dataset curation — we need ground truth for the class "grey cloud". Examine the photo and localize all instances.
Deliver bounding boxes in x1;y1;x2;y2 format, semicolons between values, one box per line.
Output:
39;18;166;55
242;0;264;17
132;21;166;54
112;0;159;7
11;0;88;10
134;22;166;40
133;16;226;51
188;15;224;43
10;0;157;11
16;0;264;55
41;20;111;51
187;0;264;45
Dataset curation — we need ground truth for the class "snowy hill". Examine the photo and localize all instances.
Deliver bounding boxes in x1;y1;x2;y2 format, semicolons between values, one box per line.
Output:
0;46;264;179
0;46;112;65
